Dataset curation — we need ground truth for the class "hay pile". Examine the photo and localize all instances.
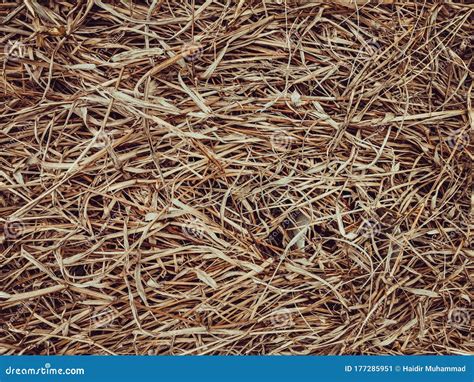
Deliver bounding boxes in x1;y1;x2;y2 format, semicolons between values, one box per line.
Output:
0;0;472;355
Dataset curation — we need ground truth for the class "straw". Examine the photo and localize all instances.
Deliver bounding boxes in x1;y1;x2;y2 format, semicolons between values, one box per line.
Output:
0;0;472;355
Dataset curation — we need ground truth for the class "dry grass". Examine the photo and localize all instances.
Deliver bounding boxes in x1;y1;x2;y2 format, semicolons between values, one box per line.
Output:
0;0;473;355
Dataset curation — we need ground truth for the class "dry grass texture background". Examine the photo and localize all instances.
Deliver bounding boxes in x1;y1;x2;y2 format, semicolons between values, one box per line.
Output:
0;0;473;355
